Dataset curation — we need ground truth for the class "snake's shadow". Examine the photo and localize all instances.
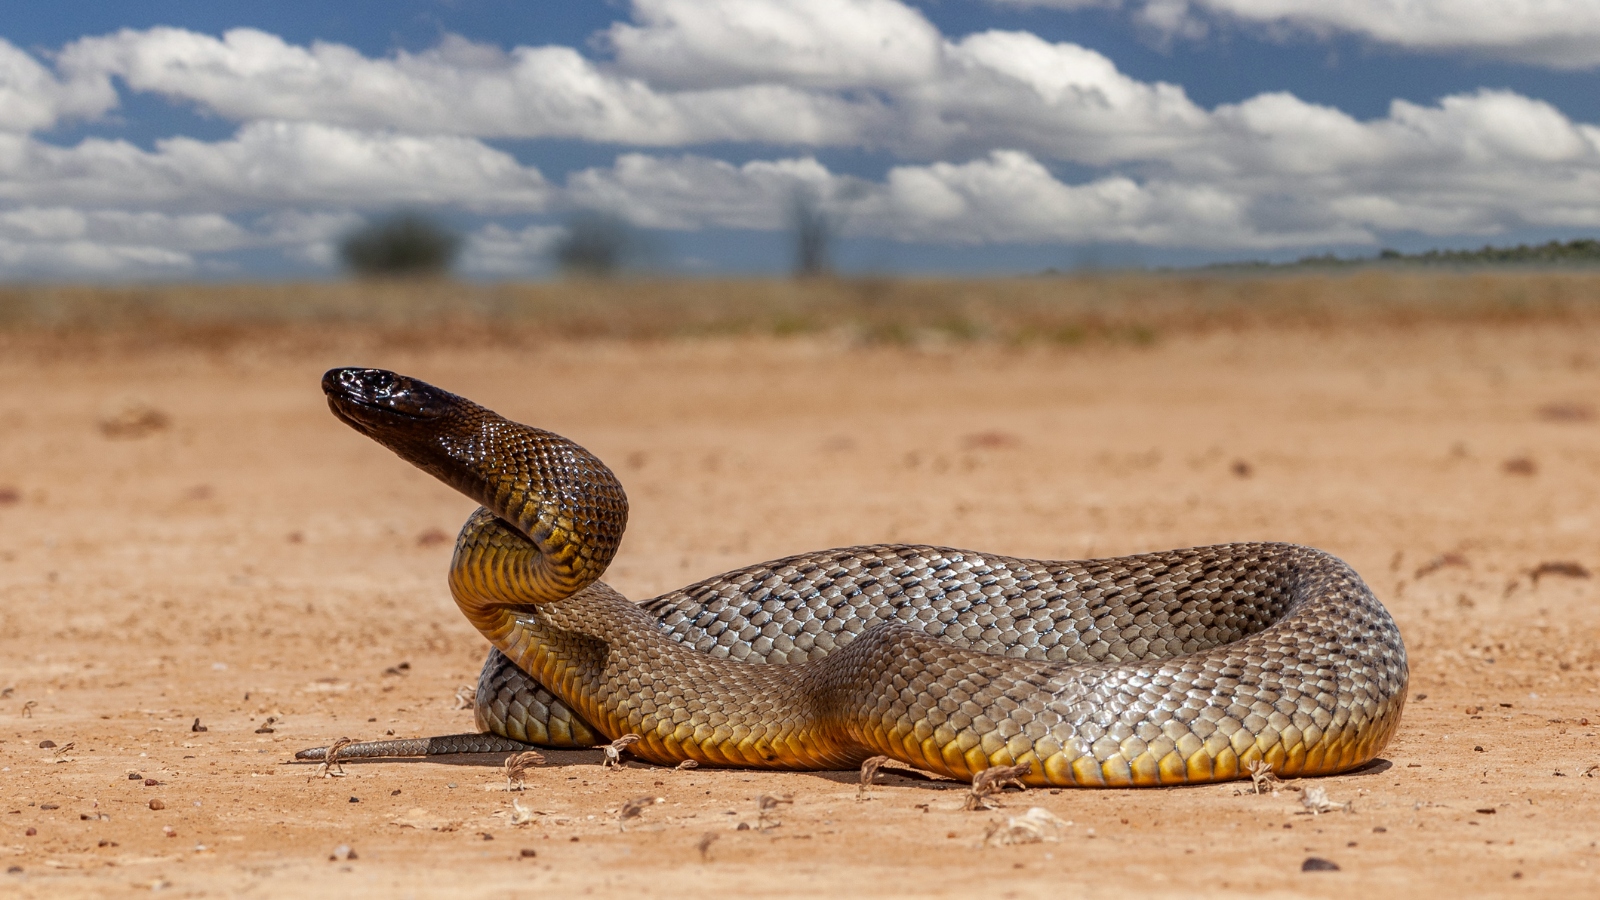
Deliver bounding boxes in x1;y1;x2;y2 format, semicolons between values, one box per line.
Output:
287;753;1395;797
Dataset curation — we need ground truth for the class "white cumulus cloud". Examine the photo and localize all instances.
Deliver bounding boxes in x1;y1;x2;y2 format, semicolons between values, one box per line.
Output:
0;122;550;213
998;0;1600;68
459;223;566;277
55;27;881;146
0;38;116;134
605;0;943;88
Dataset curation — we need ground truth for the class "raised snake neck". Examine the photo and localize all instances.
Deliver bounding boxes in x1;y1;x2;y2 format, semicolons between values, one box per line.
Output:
310;367;1408;785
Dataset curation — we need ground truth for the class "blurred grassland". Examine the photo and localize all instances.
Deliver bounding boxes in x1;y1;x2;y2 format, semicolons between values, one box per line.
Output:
3;270;1600;350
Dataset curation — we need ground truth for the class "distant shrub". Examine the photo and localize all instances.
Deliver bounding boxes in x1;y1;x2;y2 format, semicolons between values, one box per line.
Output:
340;213;461;277
552;211;641;277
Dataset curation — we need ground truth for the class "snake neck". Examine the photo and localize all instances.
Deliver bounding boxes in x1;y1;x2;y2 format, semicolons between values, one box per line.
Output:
324;367;628;595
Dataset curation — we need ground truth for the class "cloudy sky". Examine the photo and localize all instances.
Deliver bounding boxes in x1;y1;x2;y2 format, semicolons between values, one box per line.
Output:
4;1;1600;279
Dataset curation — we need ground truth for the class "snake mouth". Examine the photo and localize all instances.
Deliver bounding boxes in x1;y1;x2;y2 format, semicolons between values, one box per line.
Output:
322;367;455;432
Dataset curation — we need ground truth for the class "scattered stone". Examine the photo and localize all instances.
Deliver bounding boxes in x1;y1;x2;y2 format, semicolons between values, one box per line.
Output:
98;403;170;439
519;848;537;858
1502;456;1537;476
330;844;357;861
1300;786;1350;814
1302;857;1340;872
149;799;166;810
1537;401;1595;422
191;718;207;733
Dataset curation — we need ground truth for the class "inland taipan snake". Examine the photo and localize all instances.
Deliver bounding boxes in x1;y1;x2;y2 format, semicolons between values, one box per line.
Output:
299;367;1408;786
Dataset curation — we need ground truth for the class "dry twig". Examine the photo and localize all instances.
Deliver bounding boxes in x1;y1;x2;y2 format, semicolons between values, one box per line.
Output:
20;699;36;718
618;795;662;830
504;750;546;792
1246;759;1284;795
965;764;1030;811
1530;561;1591;585
313;737;353;779
603;734;642;767
696;832;719;862
857;755;890;801
452;685;475;710
757;794;793;831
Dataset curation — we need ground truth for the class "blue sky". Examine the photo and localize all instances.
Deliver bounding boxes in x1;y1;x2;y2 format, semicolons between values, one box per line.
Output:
3;1;1600;279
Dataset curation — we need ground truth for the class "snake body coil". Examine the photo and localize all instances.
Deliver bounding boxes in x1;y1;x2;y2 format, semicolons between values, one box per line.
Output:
314;368;1407;785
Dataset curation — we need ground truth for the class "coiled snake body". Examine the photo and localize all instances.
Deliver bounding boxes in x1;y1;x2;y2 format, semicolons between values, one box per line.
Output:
303;368;1407;786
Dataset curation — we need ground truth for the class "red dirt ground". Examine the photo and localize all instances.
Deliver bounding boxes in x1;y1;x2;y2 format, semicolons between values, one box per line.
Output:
2;317;1599;897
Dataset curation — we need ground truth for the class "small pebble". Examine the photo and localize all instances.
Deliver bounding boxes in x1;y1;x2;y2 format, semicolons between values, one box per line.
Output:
128;773;142;781
162;826;176;838
330;845;357;861
145;779;159;787
6;865;21;873
520;848;537;858
349;797;359;804
24;828;36;837
1302;857;1340;872
38;804;58;811
38;740;55;749
149;799;166;811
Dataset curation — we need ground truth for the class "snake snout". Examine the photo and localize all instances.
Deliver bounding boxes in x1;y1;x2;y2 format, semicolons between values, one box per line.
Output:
322;367;454;423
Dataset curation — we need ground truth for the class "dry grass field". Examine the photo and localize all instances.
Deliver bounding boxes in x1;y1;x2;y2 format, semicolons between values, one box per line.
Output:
2;271;1599;898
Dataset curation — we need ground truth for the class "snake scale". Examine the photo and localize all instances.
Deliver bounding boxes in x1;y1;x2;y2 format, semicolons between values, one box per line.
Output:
298;367;1407;786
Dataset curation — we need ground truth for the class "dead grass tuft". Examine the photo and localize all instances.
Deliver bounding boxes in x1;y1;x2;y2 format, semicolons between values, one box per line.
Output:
603;734;642;767
965;764;1031;811
503;751;546;792
313;737;353;779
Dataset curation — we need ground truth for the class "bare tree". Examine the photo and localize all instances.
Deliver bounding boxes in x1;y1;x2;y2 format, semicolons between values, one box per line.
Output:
789;186;831;278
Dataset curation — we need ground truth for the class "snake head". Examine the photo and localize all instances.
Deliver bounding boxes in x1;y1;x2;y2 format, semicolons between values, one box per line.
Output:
323;367;454;429
322;366;485;497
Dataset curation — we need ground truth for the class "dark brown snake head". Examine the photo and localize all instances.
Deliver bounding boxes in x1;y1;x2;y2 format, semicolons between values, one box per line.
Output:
322;367;628;595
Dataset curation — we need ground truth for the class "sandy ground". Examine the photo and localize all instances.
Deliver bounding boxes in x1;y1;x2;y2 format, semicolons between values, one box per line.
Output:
2;317;1599;898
